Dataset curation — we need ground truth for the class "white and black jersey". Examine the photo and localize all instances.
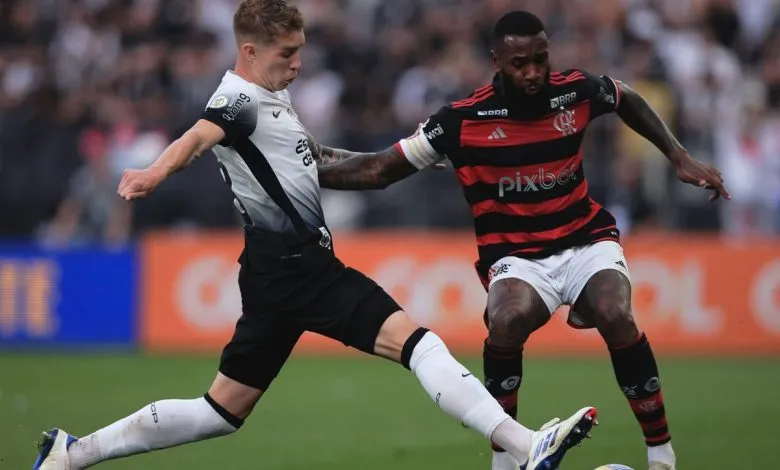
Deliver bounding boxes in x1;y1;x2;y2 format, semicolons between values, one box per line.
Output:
202;71;325;236
201;76;401;393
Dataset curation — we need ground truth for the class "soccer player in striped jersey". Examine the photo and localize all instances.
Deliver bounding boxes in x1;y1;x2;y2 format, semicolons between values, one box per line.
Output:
317;10;729;470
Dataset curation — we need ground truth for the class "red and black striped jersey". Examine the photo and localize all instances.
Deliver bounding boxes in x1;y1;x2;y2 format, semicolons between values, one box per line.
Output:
397;70;623;271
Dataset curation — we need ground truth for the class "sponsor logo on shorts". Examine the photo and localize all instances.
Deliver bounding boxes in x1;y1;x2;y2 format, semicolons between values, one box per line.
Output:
488;263;510;281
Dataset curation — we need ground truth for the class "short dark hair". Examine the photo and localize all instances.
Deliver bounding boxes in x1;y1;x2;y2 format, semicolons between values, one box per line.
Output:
493;11;545;44
233;0;304;45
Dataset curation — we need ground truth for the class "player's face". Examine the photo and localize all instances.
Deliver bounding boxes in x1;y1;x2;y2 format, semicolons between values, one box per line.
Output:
491;32;550;95
247;29;305;91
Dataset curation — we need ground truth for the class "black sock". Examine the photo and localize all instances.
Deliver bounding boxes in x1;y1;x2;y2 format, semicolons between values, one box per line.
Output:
483;339;523;452
610;333;671;446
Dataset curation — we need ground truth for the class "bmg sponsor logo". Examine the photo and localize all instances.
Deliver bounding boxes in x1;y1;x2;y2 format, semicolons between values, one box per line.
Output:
222;93;251;122
497;163;579;197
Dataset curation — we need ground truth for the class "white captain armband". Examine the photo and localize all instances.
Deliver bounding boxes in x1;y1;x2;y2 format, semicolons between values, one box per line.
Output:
396;124;446;170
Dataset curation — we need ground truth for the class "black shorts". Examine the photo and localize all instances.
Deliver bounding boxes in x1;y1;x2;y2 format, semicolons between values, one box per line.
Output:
218;227;401;391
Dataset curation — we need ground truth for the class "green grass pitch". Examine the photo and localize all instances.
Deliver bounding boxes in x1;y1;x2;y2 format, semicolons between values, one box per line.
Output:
1;353;778;469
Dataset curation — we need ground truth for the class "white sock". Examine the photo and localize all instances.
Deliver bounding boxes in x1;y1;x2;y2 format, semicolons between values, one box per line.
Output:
490;418;533;464
648;441;676;466
409;332;534;461
68;397;238;469
492;450;521;470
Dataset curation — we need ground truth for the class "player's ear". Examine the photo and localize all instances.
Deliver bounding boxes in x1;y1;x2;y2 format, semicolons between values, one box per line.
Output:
489;50;500;70
241;42;257;61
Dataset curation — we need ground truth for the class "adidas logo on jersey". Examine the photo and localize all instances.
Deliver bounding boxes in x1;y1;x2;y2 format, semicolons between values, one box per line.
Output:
487;127;507;140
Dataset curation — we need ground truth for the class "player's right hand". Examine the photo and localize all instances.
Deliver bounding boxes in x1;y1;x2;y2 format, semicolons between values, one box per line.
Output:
672;151;731;201
117;167;167;200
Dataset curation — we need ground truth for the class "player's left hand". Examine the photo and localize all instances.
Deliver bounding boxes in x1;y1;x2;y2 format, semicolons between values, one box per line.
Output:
672;152;731;201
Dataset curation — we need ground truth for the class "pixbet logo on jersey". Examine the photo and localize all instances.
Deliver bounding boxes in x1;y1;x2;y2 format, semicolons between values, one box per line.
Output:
497;163;579;197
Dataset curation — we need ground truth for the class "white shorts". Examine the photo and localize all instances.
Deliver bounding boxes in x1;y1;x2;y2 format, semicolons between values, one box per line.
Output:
487;241;631;328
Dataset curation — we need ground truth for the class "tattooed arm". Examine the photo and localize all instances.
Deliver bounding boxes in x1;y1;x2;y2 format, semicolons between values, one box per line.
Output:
307;134;364;166
311;106;453;190
615;81;730;200
314;143;421;190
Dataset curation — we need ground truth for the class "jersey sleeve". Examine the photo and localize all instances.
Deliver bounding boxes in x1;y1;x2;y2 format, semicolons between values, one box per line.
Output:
201;86;258;144
395;105;460;170
580;71;622;118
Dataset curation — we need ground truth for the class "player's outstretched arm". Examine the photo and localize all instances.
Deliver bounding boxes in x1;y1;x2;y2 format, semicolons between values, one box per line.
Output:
316;145;422;190
117;120;225;201
614;81;730;201
306;134;366;166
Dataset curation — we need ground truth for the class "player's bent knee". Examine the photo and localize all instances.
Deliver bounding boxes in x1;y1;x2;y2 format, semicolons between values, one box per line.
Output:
373;310;420;363
597;308;639;348
585;270;638;347
487;303;535;347
593;302;638;348
207;372;263;421
487;280;549;347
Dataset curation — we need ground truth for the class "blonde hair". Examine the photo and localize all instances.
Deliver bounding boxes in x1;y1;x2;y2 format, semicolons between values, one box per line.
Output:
233;0;303;45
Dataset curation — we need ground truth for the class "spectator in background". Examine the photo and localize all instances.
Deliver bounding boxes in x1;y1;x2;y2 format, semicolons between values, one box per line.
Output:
42;128;131;247
2;0;780;240
715;82;780;236
612;38;674;231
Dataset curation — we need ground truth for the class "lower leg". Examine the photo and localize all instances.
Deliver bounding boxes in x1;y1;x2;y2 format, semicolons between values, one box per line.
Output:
67;374;256;469
576;270;675;466
581;270;675;467
374;312;534;462
483;341;523;450
609;332;675;465
481;280;551;467
405;328;533;461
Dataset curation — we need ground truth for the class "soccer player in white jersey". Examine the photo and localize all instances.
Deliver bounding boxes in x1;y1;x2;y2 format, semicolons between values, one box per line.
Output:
32;2;598;469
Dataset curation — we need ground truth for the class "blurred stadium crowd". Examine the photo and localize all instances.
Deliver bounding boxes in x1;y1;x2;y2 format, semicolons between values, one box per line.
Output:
1;0;779;246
